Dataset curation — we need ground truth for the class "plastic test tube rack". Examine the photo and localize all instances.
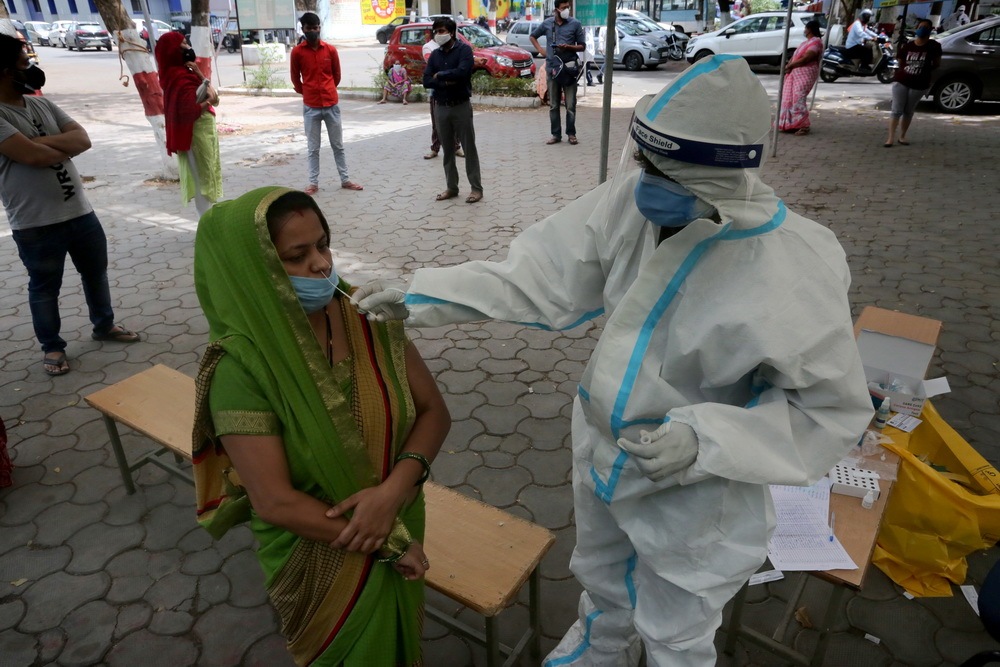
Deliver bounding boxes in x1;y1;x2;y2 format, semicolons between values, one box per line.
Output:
830;463;881;501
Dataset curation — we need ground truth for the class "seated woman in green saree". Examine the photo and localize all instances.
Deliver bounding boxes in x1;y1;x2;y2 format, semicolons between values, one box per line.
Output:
192;186;450;666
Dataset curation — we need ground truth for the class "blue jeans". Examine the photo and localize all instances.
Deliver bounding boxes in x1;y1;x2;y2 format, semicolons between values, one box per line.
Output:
12;211;116;354
547;71;578;139
303;104;350;185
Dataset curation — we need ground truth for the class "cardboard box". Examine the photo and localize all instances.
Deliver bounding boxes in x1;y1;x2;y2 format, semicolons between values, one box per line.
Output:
853;307;950;418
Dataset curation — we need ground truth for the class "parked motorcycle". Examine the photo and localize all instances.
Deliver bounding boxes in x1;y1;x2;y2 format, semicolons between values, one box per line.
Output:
662;30;686;61
820;34;897;84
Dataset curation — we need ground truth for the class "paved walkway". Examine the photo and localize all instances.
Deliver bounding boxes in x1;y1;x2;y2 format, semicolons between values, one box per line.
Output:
1;88;999;666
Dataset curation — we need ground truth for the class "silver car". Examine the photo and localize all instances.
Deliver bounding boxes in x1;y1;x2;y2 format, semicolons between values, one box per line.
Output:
593;22;668;70
24;21;52;46
505;19;545;56
616;14;688;60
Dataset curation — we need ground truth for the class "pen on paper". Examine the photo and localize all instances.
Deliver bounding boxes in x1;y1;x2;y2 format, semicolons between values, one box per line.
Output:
829;512;836;542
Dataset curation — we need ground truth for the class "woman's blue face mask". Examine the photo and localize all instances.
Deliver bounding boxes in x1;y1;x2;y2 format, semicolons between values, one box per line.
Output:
289;263;338;313
633;170;715;228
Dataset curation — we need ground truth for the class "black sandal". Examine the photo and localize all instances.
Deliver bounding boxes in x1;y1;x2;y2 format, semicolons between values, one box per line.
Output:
42;352;70;376
92;324;140;343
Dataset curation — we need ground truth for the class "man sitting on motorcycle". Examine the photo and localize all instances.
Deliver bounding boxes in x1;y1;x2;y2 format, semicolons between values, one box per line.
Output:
846;9;880;71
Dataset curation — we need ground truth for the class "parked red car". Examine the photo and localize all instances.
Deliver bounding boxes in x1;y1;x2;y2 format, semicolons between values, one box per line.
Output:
382;22;535;81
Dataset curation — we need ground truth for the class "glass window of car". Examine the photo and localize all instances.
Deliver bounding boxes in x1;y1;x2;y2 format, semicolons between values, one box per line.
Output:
399;27;426;45
618;21;646;36
458;24;503;47
511;22;525;35
761;16;786;31
730;17;765;34
970;26;1000;45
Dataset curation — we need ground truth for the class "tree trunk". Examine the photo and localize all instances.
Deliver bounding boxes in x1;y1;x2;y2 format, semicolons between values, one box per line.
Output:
190;0;213;82
0;2;9;19
94;0;176;178
295;0;318;11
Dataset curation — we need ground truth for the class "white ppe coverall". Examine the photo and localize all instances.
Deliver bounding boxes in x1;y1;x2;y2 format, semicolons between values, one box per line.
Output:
401;56;873;666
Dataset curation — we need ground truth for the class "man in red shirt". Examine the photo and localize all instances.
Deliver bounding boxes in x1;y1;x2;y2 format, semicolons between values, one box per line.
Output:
290;13;363;194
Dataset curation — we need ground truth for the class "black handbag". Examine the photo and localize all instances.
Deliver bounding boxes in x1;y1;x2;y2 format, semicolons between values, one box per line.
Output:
554;58;580;86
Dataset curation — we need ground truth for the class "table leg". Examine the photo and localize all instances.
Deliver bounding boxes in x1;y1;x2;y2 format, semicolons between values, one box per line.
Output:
724;581;750;656
529;568;542;659
485;615;500;667
809;584;847;667
102;415;136;495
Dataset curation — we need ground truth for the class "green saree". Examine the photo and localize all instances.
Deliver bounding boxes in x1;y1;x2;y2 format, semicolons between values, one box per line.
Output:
192;186;423;666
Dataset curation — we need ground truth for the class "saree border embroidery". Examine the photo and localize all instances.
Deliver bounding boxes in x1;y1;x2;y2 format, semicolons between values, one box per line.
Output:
268;539;369;663
213;409;280;436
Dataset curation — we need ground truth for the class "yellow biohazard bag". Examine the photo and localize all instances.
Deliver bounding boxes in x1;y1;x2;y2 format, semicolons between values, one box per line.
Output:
873;400;1000;597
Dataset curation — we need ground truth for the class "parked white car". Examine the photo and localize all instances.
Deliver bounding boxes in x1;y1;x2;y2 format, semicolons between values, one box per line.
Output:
48;20;75;48
684;11;825;66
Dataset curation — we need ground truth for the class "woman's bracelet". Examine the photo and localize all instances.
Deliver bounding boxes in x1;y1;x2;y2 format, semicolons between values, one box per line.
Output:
395;452;431;486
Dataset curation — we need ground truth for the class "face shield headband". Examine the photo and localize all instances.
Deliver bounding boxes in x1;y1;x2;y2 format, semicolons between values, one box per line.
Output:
630;116;763;169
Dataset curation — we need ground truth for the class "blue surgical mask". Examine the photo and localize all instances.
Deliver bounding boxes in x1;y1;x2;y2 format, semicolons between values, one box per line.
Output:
289;266;338;313
633;171;714;228
915;26;932;38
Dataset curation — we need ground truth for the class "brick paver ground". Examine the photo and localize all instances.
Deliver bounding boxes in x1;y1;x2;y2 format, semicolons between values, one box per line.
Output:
1;85;998;666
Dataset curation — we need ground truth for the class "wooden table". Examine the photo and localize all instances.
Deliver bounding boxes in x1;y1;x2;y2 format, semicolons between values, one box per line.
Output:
724;433;905;666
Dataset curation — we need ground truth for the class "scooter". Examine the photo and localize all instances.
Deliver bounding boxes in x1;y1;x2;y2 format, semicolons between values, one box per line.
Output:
820;34;898;84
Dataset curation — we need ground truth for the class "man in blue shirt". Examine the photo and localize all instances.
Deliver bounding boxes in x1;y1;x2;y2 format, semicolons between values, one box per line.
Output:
530;0;586;145
423;17;483;204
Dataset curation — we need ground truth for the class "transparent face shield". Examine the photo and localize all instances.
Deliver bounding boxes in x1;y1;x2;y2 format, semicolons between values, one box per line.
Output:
603;95;771;237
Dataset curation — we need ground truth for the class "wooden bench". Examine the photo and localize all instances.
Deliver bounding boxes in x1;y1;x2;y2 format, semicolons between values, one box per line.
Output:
85;364;555;667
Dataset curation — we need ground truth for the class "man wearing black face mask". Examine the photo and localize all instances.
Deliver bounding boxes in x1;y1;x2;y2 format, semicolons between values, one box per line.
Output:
885;18;941;147
0;34;140;376
290;12;363;195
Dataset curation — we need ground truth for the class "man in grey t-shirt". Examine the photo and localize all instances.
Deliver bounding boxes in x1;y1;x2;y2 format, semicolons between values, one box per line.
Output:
0;35;139;376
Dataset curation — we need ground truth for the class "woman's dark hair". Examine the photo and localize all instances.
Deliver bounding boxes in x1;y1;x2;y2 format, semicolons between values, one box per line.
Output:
432;17;457;35
0;34;25;71
805;20;822;36
266;191;330;244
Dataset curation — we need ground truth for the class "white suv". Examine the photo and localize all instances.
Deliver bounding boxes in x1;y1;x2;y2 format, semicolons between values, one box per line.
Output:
684;12;825;66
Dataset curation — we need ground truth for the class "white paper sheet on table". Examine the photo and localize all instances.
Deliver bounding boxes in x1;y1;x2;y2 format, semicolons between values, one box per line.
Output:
767;478;858;572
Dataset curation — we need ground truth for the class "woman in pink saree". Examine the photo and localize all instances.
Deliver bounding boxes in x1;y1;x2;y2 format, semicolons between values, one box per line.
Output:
778;20;824;135
379;61;413;105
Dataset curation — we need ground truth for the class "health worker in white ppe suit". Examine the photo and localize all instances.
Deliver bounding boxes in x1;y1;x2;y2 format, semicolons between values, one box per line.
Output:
354;55;874;666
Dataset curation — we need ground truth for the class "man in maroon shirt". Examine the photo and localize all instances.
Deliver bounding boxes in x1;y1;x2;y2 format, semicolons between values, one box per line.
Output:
290;13;363;194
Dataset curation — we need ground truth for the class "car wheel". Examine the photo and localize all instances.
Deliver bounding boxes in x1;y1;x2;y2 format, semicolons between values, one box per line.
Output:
934;77;977;113
623;51;644;71
693;49;714;62
106;44;112;51
67;44;74;50
877;68;894;84
377;33;388;44
820;70;838;83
